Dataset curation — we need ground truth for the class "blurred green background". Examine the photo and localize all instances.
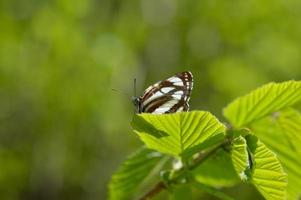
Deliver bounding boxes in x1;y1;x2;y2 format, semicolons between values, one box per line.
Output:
0;0;300;199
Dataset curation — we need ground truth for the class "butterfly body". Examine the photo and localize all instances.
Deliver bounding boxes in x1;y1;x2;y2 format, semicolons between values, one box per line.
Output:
133;71;193;114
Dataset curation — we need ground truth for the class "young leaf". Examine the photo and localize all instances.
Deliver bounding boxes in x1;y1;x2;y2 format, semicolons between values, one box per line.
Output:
109;147;165;200
246;135;287;200
231;136;250;181
131;111;226;159
251;108;301;200
223;81;301;128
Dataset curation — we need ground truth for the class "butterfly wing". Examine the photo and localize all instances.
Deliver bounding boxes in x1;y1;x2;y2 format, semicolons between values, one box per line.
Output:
138;71;193;114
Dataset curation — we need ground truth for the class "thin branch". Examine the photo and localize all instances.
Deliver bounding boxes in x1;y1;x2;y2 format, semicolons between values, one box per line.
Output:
138;181;166;200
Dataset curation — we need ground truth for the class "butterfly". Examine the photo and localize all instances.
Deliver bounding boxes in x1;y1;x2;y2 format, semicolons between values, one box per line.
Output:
133;71;193;114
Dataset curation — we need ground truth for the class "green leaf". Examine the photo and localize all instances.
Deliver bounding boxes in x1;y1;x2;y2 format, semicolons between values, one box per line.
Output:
131;111;226;159
109;147;165;200
223;81;301;128
246;135;287;200
251;108;301;200
193;149;239;187
231;136;251;181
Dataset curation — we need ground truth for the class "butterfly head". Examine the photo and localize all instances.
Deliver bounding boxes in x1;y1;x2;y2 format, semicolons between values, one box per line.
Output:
132;96;141;113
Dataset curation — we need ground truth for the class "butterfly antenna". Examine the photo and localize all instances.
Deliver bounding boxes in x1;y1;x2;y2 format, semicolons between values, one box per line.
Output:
134;78;137;97
111;88;130;98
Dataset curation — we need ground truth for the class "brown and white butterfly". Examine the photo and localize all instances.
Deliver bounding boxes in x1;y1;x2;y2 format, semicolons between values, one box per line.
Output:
133;71;193;114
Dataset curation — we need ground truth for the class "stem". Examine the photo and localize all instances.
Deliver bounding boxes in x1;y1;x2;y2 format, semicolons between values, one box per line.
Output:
138;181;166;200
138;139;230;200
